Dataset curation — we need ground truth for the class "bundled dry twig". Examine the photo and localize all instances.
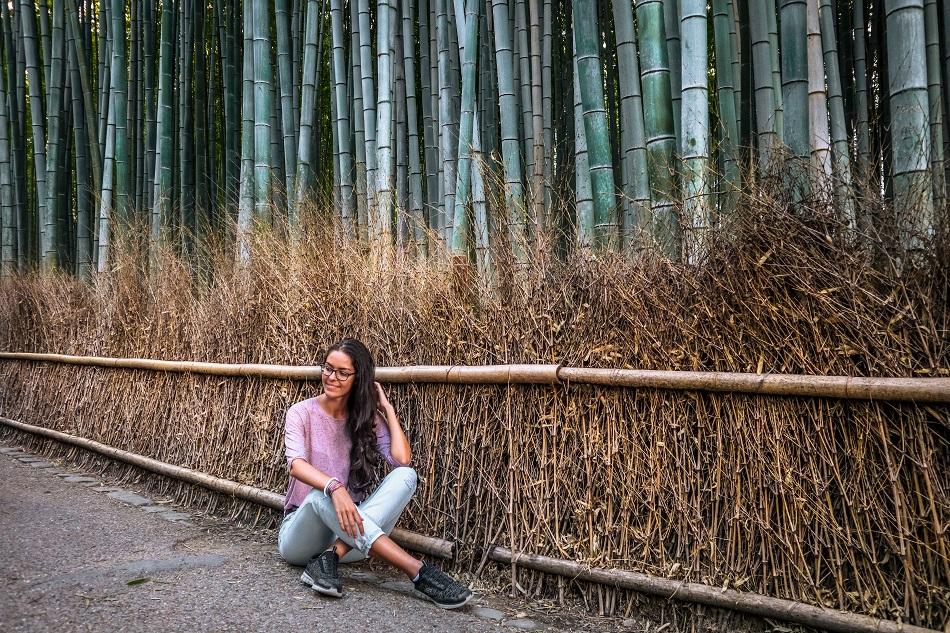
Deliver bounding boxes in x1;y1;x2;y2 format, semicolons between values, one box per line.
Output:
0;182;947;629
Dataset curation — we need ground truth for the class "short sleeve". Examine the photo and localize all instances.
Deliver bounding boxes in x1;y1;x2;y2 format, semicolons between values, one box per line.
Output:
374;412;400;467
284;405;308;470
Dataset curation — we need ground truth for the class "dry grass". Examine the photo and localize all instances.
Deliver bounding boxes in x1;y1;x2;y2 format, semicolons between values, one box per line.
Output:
0;178;947;629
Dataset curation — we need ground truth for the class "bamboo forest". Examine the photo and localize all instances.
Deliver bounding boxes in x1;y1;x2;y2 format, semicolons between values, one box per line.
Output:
0;0;944;275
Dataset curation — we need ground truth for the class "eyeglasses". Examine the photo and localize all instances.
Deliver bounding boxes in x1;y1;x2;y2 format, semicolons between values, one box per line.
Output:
322;365;356;381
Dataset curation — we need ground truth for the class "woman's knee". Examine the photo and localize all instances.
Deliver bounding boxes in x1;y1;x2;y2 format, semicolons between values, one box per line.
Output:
391;466;417;492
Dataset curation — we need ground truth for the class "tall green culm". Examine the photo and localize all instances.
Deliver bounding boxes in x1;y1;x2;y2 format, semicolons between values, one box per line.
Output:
635;0;678;258
451;0;479;256
573;0;615;249
151;1;175;262
884;0;933;250
490;0;526;260
329;0;355;234
680;0;709;262
611;0;650;251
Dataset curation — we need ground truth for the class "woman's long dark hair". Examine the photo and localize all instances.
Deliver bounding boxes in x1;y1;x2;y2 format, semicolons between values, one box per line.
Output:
326;339;381;495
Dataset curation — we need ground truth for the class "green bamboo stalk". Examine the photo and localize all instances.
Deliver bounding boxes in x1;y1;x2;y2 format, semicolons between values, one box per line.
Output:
514;0;533;202
293;0;318;220
635;0;678;258
819;0;856;225
1;0;27;270
66;17;91;278
142;0;155;211
292;0;302;126
451;0;478;255
151;0;174;259
97;0;109;158
276;0;297;210
766;0;784;143
238;0;255;260
357;0;378;221
193;5;210;228
923;0;945;207
37;0;50;88
884;0;933;247
349;0;368;236
663;0;680;148
612;0;650;250
401;0;426;252
852;0;871;180
807;0;831;178
426;0;440;230
0;68;13;276
179;0;196;254
747;0;779;167
43;0;66;269
712;0;739;216
110;0;128;225
97;89;115;272
393;31;408;244
214;0;238;204
252;0;273;221
451;0;487;262
527;0;543;230
573;0;615;249
329;0;355;234
540;0;551;213
729;0;741;138
490;0;526;258
572;39;592;247
437;0;455;241
19;0;49;265
779;0;808;157
680;0;709;262
375;0;396;244
417;0;437;234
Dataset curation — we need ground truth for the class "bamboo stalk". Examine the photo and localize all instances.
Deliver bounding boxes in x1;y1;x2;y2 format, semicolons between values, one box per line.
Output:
0;415;454;560
488;546;940;633
1;353;948;402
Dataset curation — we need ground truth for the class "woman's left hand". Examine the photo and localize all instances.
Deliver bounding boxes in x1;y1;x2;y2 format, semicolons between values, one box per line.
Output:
374;382;393;411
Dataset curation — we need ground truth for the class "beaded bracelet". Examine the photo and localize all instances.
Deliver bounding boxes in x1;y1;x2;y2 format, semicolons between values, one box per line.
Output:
323;477;340;497
327;480;345;496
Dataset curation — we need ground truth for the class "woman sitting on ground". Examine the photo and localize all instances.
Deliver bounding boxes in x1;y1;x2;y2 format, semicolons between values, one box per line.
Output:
277;338;473;609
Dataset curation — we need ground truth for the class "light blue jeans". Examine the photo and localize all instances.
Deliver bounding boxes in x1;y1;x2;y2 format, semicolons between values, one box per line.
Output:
277;466;418;566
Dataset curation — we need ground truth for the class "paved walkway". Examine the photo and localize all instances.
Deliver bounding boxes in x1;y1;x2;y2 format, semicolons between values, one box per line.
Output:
0;445;625;633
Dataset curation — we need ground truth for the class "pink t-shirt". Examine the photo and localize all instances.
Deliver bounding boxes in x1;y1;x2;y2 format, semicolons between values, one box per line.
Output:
283;397;399;510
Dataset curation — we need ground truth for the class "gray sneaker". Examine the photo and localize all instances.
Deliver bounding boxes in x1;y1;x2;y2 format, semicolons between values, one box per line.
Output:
301;550;343;597
412;563;473;609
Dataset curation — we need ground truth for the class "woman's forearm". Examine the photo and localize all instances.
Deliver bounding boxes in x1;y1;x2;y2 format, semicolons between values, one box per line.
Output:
289;458;338;491
382;404;412;465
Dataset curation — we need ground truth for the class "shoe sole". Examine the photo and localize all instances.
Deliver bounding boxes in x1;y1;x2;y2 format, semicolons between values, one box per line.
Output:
301;570;343;598
412;588;474;610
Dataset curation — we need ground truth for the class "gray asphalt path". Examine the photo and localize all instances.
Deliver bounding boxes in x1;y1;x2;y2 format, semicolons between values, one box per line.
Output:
0;447;604;633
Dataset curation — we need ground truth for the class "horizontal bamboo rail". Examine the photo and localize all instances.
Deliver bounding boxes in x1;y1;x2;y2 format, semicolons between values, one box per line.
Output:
557;367;950;403
1;352;949;402
489;546;940;633
0;416;454;560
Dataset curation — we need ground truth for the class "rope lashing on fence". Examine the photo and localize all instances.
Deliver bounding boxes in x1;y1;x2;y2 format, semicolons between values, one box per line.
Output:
1;352;949;403
0;415;939;633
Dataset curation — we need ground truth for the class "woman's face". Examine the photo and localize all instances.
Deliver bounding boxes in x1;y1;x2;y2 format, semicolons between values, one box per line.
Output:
322;350;357;400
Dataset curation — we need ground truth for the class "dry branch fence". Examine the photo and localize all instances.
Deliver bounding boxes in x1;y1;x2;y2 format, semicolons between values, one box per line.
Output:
0;208;947;628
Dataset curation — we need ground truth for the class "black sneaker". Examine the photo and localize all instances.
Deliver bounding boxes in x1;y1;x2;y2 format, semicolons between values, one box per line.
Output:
300;550;343;597
412;563;473;609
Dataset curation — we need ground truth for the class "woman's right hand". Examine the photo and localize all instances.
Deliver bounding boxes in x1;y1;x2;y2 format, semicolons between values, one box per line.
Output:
331;488;364;539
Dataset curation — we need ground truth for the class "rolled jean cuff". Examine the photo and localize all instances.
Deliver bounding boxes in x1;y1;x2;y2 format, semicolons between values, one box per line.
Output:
353;525;385;555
